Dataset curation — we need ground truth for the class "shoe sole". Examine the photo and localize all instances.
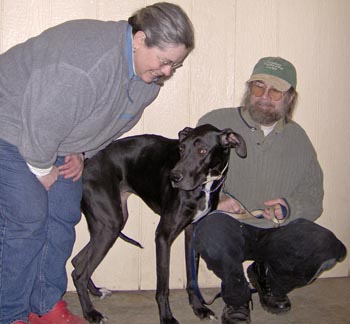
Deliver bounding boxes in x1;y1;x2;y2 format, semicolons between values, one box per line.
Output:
222;319;251;324
222;315;251;324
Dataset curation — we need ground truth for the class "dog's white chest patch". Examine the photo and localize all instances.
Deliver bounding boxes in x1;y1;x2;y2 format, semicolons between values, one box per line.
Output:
192;182;212;223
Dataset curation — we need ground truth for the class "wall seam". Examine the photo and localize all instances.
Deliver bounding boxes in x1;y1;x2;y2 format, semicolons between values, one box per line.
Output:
0;0;3;53
233;0;237;106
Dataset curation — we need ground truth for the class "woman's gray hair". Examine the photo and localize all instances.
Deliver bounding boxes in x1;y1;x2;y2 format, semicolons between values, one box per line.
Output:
128;2;195;51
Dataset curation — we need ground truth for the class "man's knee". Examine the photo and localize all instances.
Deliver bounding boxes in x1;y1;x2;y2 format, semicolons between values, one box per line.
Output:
193;213;244;263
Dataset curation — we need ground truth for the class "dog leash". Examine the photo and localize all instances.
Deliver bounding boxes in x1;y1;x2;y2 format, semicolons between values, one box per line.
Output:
201;163;229;184
190;226;222;306
190;227;258;307
221;191;288;226
189;163;229;304
201;176;227;194
200;163;229;194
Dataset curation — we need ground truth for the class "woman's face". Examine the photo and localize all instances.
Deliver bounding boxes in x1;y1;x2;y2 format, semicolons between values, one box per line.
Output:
132;31;189;83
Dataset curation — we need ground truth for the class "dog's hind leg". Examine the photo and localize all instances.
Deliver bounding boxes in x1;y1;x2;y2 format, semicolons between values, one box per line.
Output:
87;278;112;299
72;245;111;302
72;187;125;324
72;227;121;323
83;232;142;300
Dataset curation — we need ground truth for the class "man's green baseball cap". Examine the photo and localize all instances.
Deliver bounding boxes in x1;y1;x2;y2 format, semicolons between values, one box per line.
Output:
247;57;297;91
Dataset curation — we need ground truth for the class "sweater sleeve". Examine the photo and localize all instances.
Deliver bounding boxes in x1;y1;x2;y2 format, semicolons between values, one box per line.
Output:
284;152;324;223
19;64;95;169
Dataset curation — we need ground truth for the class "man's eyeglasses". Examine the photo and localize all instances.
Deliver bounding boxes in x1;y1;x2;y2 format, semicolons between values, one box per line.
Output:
251;81;284;101
157;55;183;69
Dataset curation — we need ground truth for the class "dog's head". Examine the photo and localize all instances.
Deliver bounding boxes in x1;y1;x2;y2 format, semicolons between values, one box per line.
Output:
170;124;246;191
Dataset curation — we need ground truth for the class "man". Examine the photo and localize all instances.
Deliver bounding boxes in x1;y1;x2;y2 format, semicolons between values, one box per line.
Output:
193;57;346;324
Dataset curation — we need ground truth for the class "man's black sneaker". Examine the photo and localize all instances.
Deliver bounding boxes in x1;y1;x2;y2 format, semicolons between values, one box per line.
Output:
221;303;251;324
247;262;291;314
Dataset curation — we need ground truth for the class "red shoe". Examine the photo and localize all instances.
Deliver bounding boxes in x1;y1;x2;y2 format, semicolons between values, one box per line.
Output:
28;301;87;324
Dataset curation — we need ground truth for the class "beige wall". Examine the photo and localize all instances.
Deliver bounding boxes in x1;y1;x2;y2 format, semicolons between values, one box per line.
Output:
1;0;349;291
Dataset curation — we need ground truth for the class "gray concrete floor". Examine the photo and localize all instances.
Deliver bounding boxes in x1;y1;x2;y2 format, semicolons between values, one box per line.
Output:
64;277;350;324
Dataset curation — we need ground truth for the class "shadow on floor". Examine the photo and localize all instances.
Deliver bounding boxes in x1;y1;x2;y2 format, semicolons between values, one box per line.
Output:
64;277;350;324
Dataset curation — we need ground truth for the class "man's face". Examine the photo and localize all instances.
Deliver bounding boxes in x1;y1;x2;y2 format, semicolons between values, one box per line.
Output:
247;80;292;126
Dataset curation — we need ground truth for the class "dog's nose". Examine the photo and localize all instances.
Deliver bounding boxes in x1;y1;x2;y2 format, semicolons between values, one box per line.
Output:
170;171;183;183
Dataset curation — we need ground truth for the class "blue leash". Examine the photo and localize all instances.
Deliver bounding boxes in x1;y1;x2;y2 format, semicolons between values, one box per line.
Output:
190;226;221;305
190;235;257;305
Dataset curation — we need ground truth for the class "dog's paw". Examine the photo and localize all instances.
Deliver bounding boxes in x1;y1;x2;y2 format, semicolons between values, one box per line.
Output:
99;287;112;299
193;305;217;321
87;310;108;324
208;313;218;321
99;317;109;324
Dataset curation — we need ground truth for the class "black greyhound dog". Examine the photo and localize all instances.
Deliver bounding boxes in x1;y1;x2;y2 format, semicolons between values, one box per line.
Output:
71;124;247;324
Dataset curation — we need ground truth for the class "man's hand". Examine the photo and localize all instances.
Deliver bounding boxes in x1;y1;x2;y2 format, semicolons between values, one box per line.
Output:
218;194;244;214
263;198;289;220
58;154;84;182
38;166;59;191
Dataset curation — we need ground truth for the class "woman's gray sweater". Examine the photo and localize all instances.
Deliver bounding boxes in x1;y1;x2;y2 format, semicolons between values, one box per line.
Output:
0;19;160;168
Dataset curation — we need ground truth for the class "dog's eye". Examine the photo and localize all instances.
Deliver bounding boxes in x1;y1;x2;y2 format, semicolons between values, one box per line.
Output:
198;148;207;155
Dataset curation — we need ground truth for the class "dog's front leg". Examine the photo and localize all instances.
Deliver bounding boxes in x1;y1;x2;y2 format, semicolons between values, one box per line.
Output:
155;223;179;324
184;225;217;320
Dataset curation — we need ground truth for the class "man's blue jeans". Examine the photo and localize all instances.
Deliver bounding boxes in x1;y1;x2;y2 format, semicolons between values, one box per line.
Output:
0;139;83;323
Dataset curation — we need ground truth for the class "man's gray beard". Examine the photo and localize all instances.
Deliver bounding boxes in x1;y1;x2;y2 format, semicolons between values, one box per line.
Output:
247;101;284;125
242;94;289;125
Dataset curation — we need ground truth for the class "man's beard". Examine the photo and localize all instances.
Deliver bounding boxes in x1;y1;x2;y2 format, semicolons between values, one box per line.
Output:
244;97;289;125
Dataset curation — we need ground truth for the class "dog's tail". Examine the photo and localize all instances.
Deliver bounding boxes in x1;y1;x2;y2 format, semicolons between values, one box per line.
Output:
119;232;144;249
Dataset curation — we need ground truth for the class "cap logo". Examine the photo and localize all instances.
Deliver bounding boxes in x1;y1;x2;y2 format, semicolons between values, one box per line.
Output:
264;61;284;71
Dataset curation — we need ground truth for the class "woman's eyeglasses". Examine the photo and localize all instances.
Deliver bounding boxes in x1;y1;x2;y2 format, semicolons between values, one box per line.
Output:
157;55;183;69
251;81;284;101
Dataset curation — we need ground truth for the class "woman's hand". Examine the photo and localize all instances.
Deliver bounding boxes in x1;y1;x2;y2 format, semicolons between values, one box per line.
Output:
58;153;84;182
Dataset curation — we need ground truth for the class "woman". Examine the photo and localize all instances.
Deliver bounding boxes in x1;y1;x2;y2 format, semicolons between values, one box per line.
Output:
0;2;194;323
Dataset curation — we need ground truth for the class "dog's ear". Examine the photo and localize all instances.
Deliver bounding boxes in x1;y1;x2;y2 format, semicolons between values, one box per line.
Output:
220;129;247;158
178;127;194;141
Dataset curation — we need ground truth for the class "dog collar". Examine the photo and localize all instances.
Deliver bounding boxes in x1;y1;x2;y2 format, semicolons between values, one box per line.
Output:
200;162;229;194
202;162;228;185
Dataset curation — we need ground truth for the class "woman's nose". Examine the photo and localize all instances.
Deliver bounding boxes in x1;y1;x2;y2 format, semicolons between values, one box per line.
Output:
160;65;173;76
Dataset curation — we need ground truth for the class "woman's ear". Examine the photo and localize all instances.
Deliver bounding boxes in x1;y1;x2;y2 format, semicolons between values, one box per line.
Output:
133;31;146;49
